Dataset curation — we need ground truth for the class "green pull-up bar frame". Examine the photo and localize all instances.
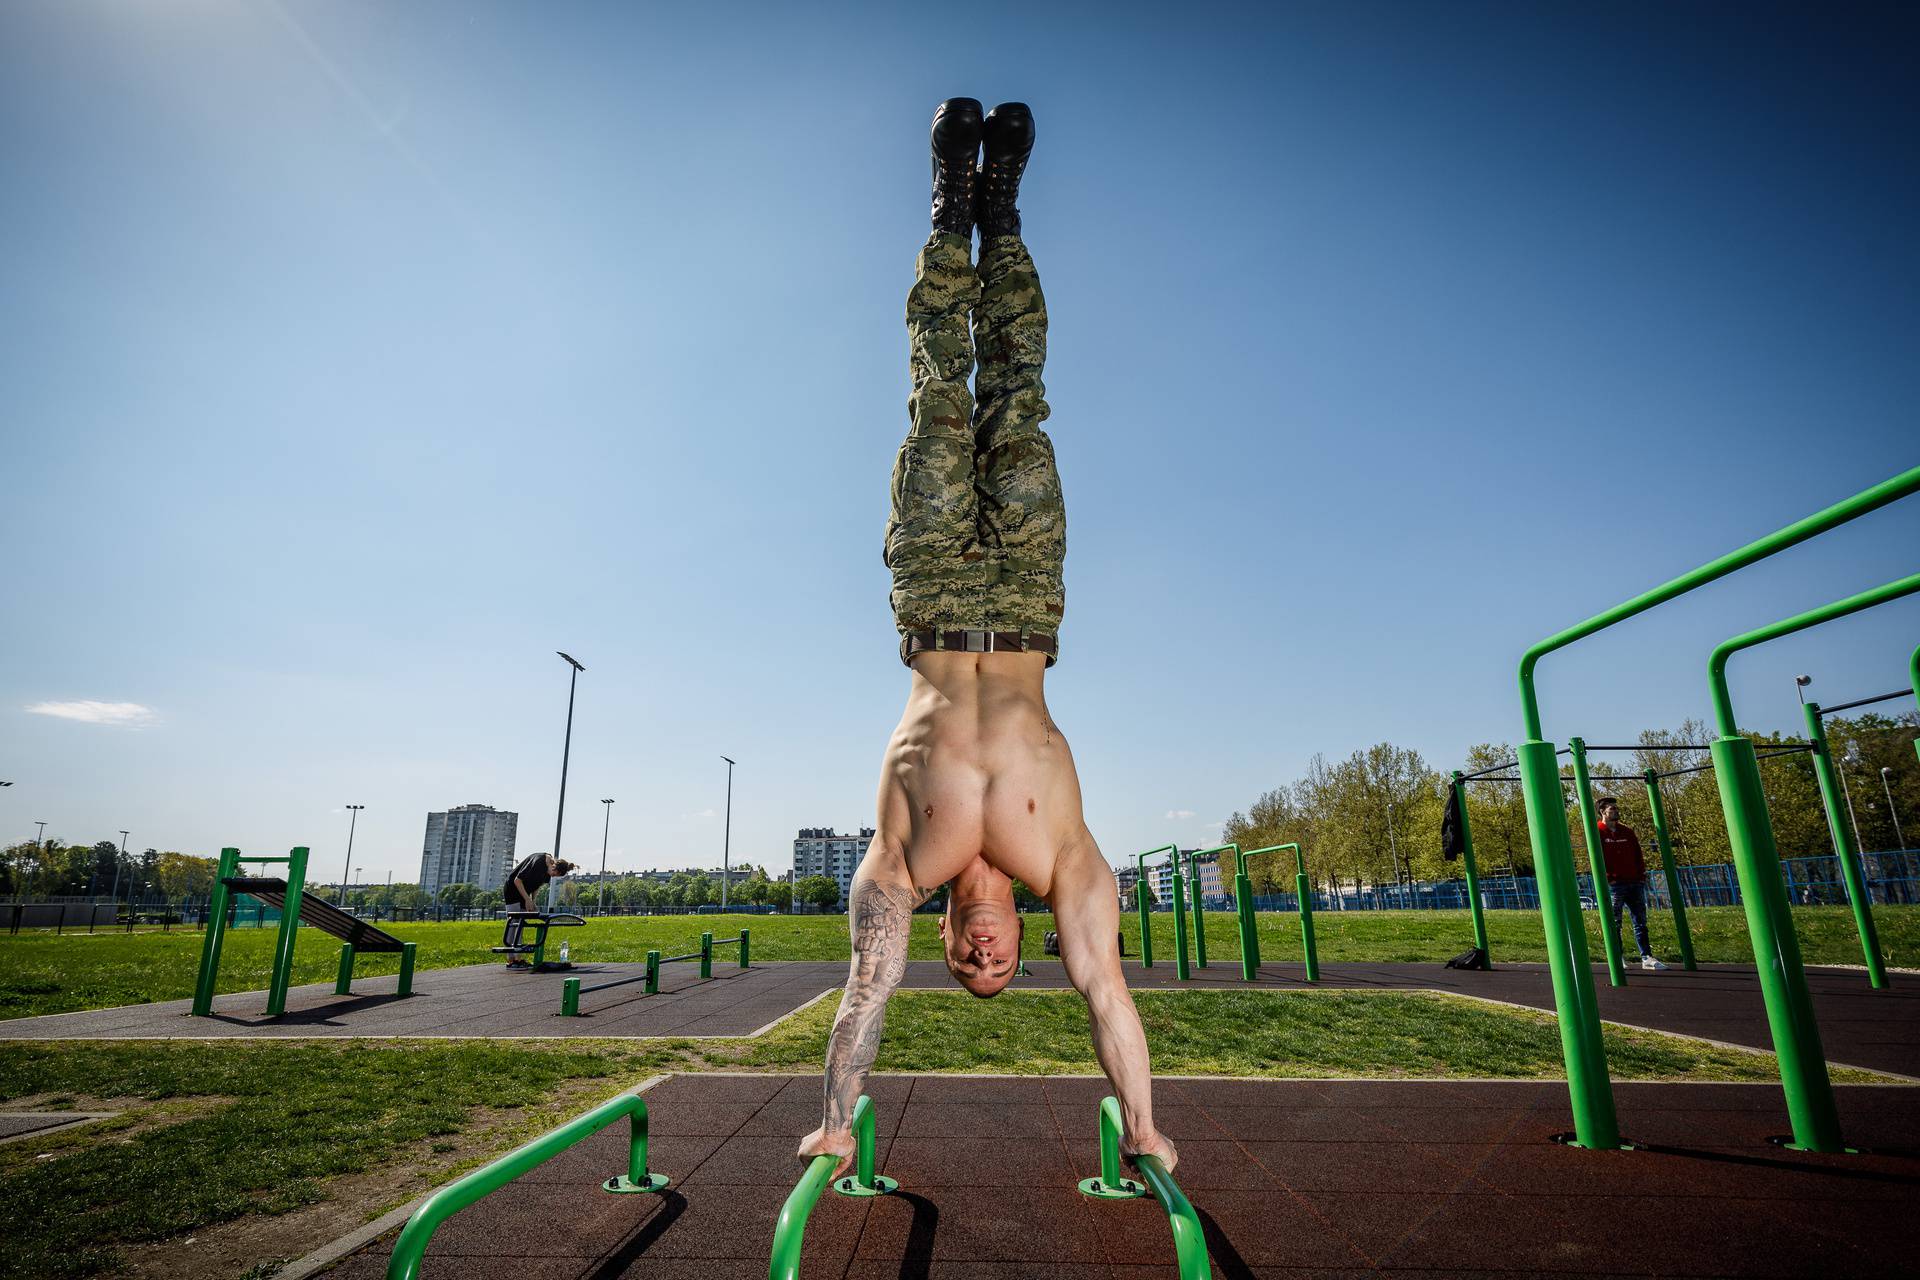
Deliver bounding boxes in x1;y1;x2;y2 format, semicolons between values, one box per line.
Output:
1235;843;1319;982
1076;1095;1209;1278
1133;844;1186;978
769;1094;893;1280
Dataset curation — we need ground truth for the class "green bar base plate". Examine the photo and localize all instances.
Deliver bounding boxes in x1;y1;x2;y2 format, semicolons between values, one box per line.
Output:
833;1174;898;1197
602;1172;670;1194
1077;1175;1146;1199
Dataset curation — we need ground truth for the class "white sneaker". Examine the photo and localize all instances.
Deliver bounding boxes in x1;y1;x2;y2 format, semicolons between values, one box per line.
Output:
1641;955;1668;971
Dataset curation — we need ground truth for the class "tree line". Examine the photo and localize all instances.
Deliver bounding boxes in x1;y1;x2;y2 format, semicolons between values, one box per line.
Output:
1221;713;1918;896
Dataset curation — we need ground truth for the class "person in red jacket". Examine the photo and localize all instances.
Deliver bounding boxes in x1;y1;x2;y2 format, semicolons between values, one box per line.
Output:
1595;796;1666;970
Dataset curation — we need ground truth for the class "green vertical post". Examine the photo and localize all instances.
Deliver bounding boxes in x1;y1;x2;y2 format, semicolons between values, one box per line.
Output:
700;931;713;978
1569;739;1626;987
191;847;240;1016
1450;773;1491;959
608;1096;669;1193
1186;853;1208;969
561;976;581;1016
1136;880;1154;968
1641;773;1697;971
740;928;751;967
531;933;546;969
1803;703;1887;987
1517;740;1621;1149
398;941;417;996
1712;735;1844;1150
1233;847;1258;981
645;949;660;994
266;846;310;1017
1168;853;1190;981
1294;844;1319;983
335;943;356;995
1912;643;1920;763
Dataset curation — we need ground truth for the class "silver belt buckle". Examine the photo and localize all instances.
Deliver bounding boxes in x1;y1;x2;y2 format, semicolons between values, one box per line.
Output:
980;629;996;654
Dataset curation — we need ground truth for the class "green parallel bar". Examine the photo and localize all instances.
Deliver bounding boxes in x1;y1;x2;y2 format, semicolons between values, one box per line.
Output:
191;847;240;1016
1704;574;1920;1149
335;943;356;996
1134;845;1176;969
1518;740;1622;1149
740;928;751;967
1803;703;1887;988
1569;740;1627;987
561;977;580;1016
700;931;713;979
1187;844;1243;971
645;950;660;994
1233;863;1258;981
1169;852;1190;981
1913;644;1920;763
1295;847;1319;984
266;846;310;1017
1077;1096;1209;1278
770;1095;890;1280
1450;773;1492;959
1642;773;1697;971
398;941;416;996
386;1091;665;1280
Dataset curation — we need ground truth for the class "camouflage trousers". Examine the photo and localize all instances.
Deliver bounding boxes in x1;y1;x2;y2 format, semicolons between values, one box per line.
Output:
885;231;1066;658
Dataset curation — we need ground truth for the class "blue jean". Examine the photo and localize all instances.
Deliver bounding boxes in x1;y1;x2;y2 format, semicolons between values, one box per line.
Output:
1610;880;1652;957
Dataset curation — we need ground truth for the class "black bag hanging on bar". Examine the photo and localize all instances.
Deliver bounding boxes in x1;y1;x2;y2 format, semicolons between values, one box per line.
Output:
1440;786;1466;862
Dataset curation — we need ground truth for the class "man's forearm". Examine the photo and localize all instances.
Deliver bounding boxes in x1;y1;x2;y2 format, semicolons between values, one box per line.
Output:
1084;981;1156;1139
821;879;916;1131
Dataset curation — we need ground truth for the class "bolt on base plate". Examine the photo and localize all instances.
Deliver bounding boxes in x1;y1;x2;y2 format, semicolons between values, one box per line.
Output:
603;1172;670;1193
834;1174;898;1197
1077;1175;1146;1199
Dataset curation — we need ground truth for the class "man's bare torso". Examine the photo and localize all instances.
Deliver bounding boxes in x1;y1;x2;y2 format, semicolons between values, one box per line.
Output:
871;650;1088;894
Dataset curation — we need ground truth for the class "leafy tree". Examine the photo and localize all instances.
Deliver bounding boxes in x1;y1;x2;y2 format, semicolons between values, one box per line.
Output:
156;851;216;899
797;875;841;910
438;882;477;909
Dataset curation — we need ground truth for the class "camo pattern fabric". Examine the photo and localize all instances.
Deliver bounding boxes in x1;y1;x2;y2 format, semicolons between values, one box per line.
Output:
886;231;1065;655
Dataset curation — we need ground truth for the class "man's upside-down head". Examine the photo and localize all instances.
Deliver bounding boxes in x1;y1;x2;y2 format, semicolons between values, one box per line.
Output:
938;856;1024;997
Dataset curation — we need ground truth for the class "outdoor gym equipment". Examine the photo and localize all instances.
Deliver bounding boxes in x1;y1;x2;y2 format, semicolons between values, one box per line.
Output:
1803;684;1908;989
385;1089;666;1280
558;929;750;1015
1234;843;1319;982
770;1093;894;1280
1077;1095;1210;1279
1703;570;1920;1152
1133;844;1189;978
491;910;584;971
192;846;416;1018
1514;462;1920;1151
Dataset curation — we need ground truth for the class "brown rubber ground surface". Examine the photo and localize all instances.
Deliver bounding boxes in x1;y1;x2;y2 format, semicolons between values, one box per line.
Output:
321;1072;1920;1279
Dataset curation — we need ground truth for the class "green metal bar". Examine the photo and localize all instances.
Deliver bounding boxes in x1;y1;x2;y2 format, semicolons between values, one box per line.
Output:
1134;845;1176;970
1233;861;1258;980
265;846;309;1017
1077;1097;1208;1278
1450;773;1491;959
1294;843;1319;983
1519;465;1920;740
700;931;713;979
1913;644;1920;764
1186;844;1242;971
1169;853;1190;981
770;1095;890;1280
645;949;660;993
1804;703;1887;988
1642;773;1697;971
1517;740;1622;1149
561;977;580;1016
1570;740;1627;986
740;928;751;967
191;847;240;1016
398;941;416;996
386;1091;665;1280
335;943;356;996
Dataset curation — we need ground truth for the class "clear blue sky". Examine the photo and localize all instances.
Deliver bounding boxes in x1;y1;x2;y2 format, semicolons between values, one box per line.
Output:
4;1;1917;883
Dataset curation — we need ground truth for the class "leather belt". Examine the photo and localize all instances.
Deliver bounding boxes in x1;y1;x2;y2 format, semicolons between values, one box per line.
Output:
900;629;1058;667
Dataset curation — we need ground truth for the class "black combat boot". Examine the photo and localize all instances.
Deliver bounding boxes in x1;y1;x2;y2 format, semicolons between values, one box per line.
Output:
977;102;1034;239
930;97;983;238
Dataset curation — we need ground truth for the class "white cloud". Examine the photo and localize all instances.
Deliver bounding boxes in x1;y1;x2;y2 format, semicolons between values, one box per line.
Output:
1164;809;1196;820
26;700;158;728
681;807;718;820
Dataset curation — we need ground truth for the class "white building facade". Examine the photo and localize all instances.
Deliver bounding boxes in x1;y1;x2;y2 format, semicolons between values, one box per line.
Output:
792;827;874;908
420;804;519;897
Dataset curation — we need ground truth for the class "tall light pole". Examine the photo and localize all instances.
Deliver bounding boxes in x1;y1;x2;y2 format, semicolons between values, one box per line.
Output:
1882;767;1906;850
720;756;736;912
551;652;586;911
1840;741;1866;858
341;805;364;905
1795;674;1812;705
1385;797;1401;892
111;830;129;914
598;798;615;915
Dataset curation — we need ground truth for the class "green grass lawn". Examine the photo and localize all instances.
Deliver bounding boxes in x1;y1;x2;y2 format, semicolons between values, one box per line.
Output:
2;904;1914;1020
0;986;1886;1280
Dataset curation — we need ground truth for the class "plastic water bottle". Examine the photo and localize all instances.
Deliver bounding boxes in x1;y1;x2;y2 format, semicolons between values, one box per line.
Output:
559;941;570;964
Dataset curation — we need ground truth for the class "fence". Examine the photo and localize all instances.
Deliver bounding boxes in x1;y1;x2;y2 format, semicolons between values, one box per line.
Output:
2;893;799;932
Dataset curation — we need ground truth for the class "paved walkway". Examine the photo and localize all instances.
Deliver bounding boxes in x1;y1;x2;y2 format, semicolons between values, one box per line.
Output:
319;1072;1920;1279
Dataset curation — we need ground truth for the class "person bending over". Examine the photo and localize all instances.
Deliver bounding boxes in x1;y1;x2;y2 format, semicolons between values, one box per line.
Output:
797;98;1175;1177
1596;797;1666;970
500;852;573;968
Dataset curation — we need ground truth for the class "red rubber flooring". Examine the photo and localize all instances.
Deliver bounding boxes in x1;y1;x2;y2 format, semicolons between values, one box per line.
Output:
323;1073;1920;1279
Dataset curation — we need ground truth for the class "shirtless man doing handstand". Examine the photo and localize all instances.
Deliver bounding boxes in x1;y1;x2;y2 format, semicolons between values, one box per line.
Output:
797;98;1176;1179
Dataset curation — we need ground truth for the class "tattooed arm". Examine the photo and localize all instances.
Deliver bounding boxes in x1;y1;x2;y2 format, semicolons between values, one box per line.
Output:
797;864;921;1172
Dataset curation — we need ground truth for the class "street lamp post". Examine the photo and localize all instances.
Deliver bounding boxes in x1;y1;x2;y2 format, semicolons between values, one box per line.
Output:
720;756;736;912
32;821;46;891
1883;767;1906;851
341;805;364;905
110;830;129;917
1385;798;1401;897
551;652;587;912
1839;742;1866;858
598;798;615;916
